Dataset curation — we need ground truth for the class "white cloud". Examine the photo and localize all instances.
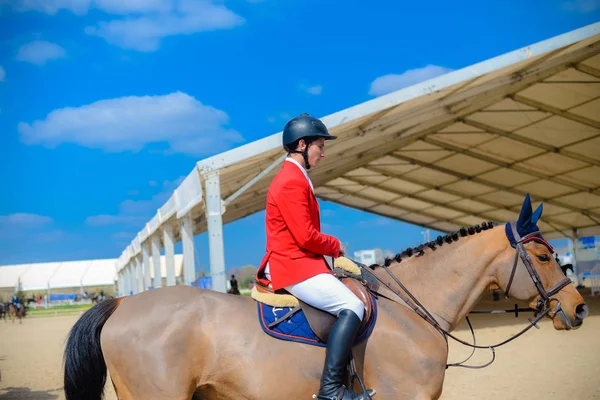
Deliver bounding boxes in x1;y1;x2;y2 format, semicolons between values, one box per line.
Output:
562;0;599;12
18;91;244;155
267;112;292;125
0;213;54;240
85;0;244;52
16;40;67;66
118;198;163;217
112;231;135;240
117;177;183;216
34;229;77;243
93;0;174;15
368;65;453;97
9;0;91;15
300;84;323;95
321;209;336;217
86;175;185;227
85;214;147;226
356;218;393;228
0;66;5;81
306;86;323;95
0;213;52;226
11;0;177;15
165;176;185;188
9;0;245;52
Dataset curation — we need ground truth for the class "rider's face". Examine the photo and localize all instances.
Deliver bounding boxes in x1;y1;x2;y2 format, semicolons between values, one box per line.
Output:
305;137;326;169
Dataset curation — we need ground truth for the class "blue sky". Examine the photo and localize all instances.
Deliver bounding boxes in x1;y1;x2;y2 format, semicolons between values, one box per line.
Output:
0;0;598;270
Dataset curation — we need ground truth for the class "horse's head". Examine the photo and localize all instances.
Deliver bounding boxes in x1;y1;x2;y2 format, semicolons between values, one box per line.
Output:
494;194;588;330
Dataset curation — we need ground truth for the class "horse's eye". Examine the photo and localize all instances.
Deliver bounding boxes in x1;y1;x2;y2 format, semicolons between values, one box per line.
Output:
536;254;550;262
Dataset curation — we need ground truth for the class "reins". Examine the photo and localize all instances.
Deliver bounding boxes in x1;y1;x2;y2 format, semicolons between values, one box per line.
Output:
349;221;572;370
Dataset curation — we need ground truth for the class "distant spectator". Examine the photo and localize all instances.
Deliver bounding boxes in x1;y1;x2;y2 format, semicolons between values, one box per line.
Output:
229;275;240;295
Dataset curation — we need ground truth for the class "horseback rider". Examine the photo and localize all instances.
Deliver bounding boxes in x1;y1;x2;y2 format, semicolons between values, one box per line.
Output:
256;113;376;399
11;294;21;311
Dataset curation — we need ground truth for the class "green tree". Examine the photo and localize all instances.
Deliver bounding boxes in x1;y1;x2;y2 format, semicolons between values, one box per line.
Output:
15;278;25;302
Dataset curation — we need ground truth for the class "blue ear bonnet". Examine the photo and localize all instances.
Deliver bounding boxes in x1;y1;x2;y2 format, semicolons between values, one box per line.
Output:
505;193;547;249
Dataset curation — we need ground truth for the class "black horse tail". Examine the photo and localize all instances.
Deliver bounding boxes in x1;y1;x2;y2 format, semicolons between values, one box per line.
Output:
63;297;122;400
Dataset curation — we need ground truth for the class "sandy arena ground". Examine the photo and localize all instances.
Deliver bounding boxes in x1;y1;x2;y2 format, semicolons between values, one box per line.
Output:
1;291;599;400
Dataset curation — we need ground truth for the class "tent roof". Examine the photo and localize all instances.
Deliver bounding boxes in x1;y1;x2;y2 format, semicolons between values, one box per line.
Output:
0;264;31;290
117;22;600;271
79;259;118;287
0;259;117;291
195;23;600;240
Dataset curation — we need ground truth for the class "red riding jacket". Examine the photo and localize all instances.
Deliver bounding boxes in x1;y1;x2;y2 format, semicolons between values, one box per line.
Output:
256;159;340;290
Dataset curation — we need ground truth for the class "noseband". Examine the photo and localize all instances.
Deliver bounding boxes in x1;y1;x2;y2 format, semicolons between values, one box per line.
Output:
351;220;573;369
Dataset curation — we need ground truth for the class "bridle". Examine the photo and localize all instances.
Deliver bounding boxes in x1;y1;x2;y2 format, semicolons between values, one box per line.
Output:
504;221;572;324
347;221;573;369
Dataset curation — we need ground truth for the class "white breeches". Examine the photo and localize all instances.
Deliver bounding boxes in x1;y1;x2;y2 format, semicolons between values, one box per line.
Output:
265;263;364;320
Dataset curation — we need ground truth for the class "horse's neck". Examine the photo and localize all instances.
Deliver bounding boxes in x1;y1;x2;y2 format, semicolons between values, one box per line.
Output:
383;228;506;331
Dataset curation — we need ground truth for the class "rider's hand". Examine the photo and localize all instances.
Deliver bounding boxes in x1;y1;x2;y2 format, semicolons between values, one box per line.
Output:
338;240;345;256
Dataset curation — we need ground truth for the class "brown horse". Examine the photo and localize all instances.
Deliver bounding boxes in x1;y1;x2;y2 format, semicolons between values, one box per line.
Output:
63;195;588;400
9;303;25;324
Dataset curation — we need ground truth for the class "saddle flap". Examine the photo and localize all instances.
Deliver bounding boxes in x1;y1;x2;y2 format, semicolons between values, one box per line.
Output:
342;278;373;325
299;300;337;343
300;277;373;343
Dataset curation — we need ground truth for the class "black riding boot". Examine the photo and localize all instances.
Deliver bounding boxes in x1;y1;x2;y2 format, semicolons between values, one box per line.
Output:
316;309;376;400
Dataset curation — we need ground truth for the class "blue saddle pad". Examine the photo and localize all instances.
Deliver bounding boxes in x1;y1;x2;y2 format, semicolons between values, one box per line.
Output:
256;294;378;347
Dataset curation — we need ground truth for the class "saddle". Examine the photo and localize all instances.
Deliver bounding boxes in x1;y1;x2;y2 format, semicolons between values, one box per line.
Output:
251;257;380;343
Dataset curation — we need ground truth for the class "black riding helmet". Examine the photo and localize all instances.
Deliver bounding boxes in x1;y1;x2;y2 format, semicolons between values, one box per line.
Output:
282;113;337;170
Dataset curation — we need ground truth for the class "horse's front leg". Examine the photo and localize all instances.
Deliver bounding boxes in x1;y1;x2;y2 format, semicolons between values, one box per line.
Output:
358;313;447;400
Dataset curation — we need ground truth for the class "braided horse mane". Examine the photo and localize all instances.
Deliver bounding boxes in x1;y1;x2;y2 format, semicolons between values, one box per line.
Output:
370;221;500;269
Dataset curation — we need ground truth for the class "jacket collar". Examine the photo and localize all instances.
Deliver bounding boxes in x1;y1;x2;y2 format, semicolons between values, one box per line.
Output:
285;157;314;194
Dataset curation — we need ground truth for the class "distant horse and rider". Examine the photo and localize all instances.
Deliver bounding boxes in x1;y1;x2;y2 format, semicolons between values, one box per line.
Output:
63;194;589;400
9;303;26;323
90;289;114;304
8;296;26;324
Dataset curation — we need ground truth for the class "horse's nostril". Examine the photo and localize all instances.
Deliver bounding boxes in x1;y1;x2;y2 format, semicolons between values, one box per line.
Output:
575;303;589;320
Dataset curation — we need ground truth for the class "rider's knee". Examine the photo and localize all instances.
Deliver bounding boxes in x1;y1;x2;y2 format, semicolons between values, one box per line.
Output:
345;297;364;321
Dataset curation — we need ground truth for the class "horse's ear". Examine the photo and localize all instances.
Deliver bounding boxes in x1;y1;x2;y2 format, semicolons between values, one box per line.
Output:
517;193;533;230
531;203;543;225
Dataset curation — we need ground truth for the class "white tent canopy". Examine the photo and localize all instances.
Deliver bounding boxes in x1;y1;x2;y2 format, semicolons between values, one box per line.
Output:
115;22;600;293
0;259;117;292
0;256;186;294
0;264;32;290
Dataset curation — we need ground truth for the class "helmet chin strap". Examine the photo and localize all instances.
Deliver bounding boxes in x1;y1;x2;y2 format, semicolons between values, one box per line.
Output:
288;147;311;170
302;149;311;170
